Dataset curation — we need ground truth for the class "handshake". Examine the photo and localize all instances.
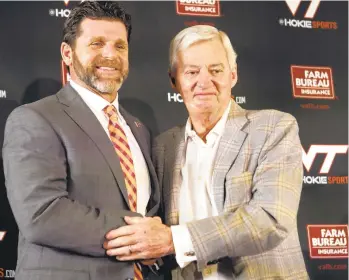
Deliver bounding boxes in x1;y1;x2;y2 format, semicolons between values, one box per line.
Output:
103;216;175;262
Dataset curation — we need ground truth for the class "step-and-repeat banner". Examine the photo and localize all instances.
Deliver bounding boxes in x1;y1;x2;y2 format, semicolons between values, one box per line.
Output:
0;1;347;279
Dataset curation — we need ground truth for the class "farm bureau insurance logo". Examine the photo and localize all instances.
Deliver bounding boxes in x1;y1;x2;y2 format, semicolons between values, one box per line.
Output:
176;0;220;17
279;0;338;30
307;225;348;259
291;65;335;100
302;145;348;185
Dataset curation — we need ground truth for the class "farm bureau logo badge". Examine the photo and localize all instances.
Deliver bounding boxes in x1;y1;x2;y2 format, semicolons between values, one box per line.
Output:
291;65;335;100
176;0;220;17
307;225;348;259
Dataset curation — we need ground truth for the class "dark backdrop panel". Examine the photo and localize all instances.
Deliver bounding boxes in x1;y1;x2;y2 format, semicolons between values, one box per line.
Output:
0;1;347;279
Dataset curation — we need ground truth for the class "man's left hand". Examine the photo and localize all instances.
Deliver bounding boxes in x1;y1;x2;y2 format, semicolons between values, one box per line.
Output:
104;216;175;261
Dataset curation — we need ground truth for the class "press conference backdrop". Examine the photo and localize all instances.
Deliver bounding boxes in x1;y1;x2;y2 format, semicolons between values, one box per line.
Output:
0;1;347;279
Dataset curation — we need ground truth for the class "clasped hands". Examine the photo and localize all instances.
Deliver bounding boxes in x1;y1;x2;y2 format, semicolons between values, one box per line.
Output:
103;216;174;262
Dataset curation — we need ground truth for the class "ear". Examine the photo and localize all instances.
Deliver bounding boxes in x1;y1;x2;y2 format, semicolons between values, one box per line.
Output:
230;64;238;89
61;42;73;68
168;72;177;89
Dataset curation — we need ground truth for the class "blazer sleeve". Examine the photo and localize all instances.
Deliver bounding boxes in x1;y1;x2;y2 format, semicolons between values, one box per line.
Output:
186;113;303;270
2;106;141;257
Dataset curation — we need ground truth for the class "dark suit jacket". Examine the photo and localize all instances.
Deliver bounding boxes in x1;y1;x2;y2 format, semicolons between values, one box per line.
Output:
2;84;160;280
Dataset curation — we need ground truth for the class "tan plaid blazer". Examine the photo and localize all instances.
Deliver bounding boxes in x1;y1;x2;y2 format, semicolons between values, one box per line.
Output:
152;101;309;280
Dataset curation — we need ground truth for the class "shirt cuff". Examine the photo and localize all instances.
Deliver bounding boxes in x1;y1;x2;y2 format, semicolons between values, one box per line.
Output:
171;224;197;268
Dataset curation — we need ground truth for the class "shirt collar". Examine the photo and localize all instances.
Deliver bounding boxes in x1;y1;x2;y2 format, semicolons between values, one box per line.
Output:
69;80;120;114
185;100;231;143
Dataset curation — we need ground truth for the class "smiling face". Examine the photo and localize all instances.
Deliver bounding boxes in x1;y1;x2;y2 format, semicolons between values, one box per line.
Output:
174;38;237;117
61;18;129;101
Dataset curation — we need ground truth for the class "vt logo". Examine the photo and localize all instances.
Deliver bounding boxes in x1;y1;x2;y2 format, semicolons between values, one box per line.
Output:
285;0;321;19
302;145;348;174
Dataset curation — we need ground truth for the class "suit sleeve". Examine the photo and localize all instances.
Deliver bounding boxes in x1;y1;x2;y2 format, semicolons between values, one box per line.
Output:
2;106;141;257
186;113;303;270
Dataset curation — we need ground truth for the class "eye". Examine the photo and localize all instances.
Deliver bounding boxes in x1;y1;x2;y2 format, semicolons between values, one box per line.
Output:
90;41;103;47
116;44;126;50
211;69;223;74
186;70;198;76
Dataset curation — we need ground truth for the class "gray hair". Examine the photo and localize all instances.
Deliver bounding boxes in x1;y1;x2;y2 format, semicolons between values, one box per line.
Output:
169;25;237;75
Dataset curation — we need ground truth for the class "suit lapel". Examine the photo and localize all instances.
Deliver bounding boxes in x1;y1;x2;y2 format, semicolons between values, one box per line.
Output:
166;127;186;225
212;102;248;213
56;85;130;208
119;107;160;216
120;107;149;166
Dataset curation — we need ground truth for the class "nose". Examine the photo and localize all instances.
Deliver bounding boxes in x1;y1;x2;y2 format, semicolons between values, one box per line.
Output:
196;68;213;89
101;43;119;59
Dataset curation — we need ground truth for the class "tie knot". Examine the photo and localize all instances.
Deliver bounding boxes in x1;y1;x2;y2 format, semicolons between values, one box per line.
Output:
103;105;118;123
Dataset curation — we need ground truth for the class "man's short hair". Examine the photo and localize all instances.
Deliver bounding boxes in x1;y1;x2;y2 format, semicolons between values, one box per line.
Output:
63;1;132;48
169;25;237;75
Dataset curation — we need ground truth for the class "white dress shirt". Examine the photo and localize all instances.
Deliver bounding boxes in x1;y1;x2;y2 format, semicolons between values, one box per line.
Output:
70;80;150;216
171;101;231;280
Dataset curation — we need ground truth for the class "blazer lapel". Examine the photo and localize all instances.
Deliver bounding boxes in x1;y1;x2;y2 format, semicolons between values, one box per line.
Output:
56;85;130;208
212;101;248;213
166;127;186;225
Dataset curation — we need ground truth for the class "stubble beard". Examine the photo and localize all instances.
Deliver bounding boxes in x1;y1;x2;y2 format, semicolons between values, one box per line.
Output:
72;52;129;96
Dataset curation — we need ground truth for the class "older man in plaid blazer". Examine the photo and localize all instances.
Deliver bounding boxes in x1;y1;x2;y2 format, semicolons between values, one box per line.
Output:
104;25;309;280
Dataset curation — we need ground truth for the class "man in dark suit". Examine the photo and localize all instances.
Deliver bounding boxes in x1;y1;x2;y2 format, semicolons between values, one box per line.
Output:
2;2;160;280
